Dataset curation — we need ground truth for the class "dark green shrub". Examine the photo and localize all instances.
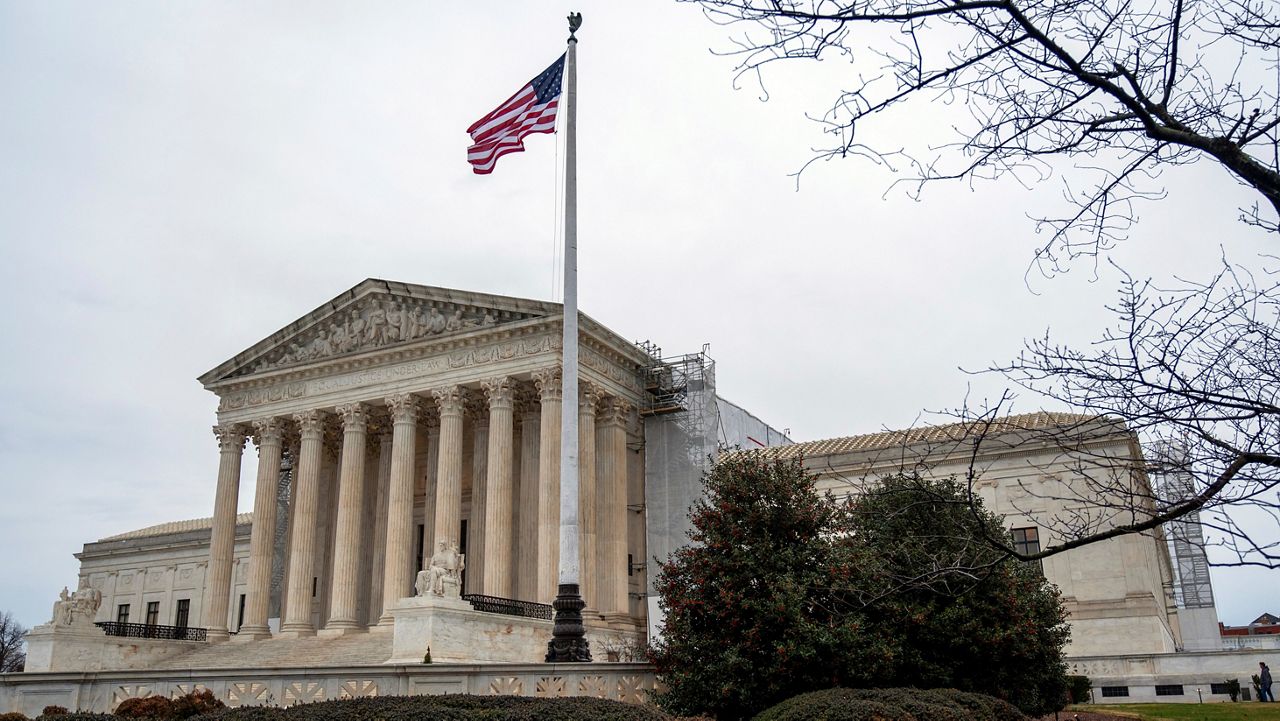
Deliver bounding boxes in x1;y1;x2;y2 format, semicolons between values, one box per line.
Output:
753;689;914;721
169;690;224;720
1225;678;1241;702
0;712;30;721
753;688;1029;721
651;461;1070;720
113;697;173;719
917;689;1024;720
1065;675;1091;704
199;695;668;721
39;707;68;717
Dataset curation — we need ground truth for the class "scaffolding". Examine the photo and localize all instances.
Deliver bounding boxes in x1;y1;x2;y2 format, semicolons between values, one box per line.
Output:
1150;441;1216;610
637;341;716;466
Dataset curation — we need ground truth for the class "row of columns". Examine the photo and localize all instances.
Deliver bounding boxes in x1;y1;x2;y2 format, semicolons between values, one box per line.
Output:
202;370;635;640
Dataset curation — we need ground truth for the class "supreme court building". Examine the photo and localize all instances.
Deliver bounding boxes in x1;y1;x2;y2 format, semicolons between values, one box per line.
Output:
6;278;1276;713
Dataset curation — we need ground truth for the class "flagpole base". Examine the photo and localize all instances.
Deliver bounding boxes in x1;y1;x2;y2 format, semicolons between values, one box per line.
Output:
545;583;592;662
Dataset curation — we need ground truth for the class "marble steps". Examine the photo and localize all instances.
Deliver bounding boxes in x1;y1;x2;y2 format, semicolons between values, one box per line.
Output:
153;631;393;670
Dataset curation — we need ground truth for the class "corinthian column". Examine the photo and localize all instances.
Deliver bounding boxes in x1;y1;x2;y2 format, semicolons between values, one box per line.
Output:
467;406;489;594
578;383;601;614
597;398;632;623
482;377;516;597
367;428;393;625
280;410;326;635
379;393;420;623
204;423;246;640
325;402;368;631
533;368;562;603
516;399;541;601
240;417;285;638
432;386;467;556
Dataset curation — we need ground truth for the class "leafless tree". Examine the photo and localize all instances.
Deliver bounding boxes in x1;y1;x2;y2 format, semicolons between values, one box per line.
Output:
684;0;1280;266
951;260;1280;568
0;610;26;673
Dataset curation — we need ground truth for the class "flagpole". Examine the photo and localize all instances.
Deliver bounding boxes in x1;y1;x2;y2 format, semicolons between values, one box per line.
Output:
546;11;591;664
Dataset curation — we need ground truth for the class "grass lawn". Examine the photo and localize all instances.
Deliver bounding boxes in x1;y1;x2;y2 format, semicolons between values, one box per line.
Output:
1071;703;1280;720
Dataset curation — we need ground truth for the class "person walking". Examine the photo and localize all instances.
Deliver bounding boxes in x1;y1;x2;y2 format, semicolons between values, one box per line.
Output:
1261;661;1274;702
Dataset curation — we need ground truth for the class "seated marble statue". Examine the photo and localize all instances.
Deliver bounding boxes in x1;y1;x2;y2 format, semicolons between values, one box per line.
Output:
415;540;465;598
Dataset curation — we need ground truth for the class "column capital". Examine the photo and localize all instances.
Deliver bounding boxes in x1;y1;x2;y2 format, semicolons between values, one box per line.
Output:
533;367;562;402
598;397;633;427
385;393;422;424
213;424;247;452
423;412;441;433
432;385;468;416
294;409;329;437
579;381;602;413
482;376;516;409
252;417;286;446
336;402;368;432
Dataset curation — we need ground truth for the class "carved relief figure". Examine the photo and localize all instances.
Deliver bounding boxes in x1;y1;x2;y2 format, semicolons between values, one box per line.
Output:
365;304;387;345
428;308;446;334
385;302;404;343
445;310;464;332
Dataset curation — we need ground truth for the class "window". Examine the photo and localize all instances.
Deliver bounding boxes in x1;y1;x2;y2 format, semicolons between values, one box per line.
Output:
1011;527;1041;555
312;576;318;598
174;599;190;629
628;553;633;577
1100;687;1129;698
116;604;130;624
1210;683;1234;695
1155;685;1184;696
1012;526;1044;571
236;594;246;632
145;601;159;626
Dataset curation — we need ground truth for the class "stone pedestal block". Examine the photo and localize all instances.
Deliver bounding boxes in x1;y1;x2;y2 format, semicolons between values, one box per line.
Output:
386;596;552;665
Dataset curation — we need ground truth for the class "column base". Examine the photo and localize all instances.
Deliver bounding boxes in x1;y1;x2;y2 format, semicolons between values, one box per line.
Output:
275;627;316;639
600;613;634;631
317;626;368;638
205;629;231;643
236;625;272;640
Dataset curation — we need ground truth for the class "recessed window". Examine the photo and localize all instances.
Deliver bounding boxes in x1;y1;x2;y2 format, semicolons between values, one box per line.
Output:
1012;526;1041;556
1100;686;1129;698
116;604;130;624
1210;683;1233;695
1011;526;1044;571
174;599;190;629
145;601;159;626
1155;685;1184;696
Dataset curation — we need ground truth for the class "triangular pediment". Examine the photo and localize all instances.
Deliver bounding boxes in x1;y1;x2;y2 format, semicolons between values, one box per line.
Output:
200;279;559;386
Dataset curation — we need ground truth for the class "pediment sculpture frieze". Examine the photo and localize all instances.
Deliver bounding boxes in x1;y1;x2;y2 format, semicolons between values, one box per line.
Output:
240;296;528;377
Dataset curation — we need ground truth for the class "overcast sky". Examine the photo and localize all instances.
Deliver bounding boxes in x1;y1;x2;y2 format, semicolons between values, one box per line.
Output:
1;1;1276;634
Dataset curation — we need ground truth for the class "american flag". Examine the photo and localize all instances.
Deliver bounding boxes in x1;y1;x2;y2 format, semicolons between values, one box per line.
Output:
467;54;566;175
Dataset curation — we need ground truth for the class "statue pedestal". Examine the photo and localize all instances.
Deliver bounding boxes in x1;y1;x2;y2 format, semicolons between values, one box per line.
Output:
24;621;108;672
23;621;203;672
385;595;552;665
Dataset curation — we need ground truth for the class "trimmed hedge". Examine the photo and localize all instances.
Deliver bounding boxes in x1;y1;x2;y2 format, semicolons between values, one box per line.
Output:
752;688;1029;721
199;695;668;721
40;707;69;718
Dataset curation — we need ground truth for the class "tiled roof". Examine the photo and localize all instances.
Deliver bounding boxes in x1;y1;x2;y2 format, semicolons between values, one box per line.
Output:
98;512;253;542
739;412;1116;461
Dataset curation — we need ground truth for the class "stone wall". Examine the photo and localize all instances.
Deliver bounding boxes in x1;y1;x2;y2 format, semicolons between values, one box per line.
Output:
1070;648;1280;703
0;663;657;716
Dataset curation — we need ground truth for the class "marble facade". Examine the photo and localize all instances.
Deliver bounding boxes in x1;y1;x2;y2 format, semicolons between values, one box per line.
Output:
194;280;653;640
